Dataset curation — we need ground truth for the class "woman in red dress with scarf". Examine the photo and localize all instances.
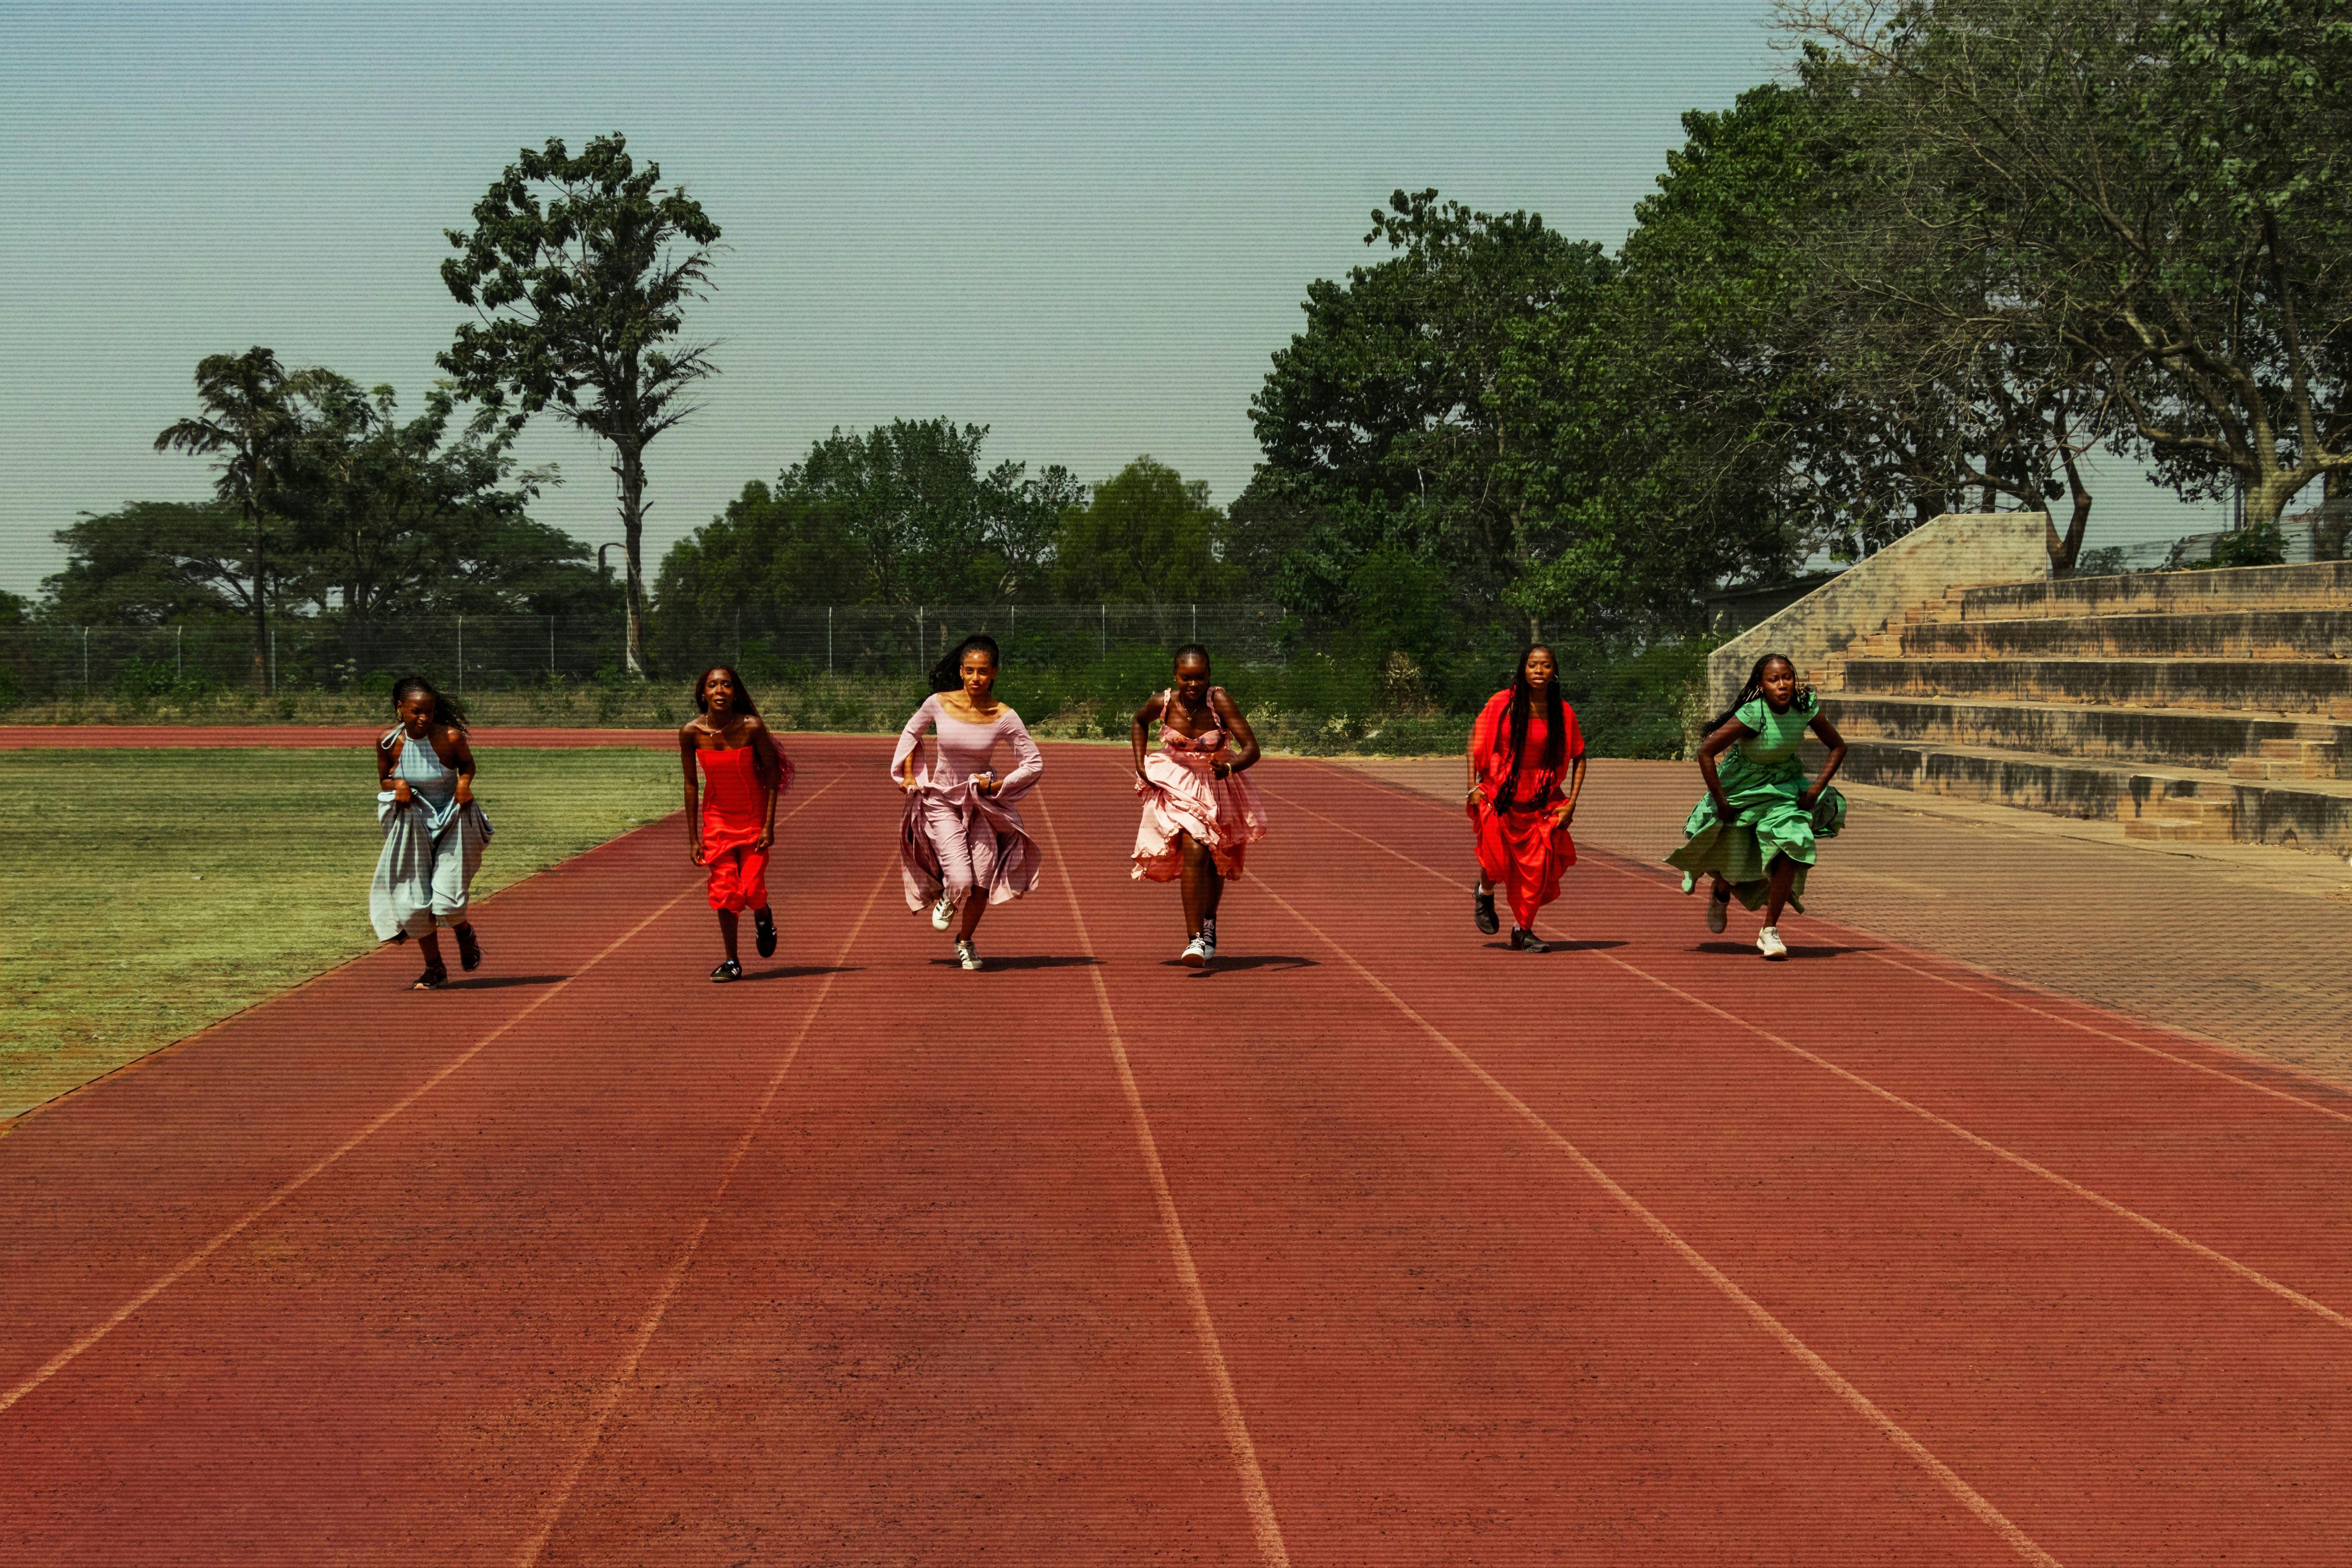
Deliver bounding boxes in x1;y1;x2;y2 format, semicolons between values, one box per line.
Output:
1465;644;1588;952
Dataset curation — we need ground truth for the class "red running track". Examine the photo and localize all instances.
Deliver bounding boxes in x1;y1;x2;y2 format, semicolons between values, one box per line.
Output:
5;736;2352;1564
0;725;678;749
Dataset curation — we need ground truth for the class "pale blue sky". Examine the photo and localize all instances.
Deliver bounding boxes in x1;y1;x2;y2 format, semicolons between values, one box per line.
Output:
0;0;2217;599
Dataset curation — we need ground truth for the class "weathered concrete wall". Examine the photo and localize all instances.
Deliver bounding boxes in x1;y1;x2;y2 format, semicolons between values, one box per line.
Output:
1708;512;2048;710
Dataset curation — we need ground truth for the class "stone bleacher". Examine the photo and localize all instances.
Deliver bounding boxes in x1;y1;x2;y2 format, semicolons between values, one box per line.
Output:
1817;561;2352;852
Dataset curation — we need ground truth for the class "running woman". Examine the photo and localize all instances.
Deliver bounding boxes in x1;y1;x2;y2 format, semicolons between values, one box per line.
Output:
1465;644;1588;953
370;675;491;989
1129;643;1267;966
1666;652;1848;960
681;666;794;982
891;634;1045;971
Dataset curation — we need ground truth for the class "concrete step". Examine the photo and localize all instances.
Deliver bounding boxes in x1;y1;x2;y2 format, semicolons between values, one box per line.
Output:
1882;607;2352;661
1834;656;2352;714
1953;560;2352;622
2230;739;2345;780
1832;737;2352;852
1820;694;2352;775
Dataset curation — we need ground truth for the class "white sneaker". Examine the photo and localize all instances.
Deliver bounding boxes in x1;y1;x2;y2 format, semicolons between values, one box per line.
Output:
1706;892;1728;934
1181;936;1210;968
930;891;956;931
1757;926;1788;960
956;936;982;971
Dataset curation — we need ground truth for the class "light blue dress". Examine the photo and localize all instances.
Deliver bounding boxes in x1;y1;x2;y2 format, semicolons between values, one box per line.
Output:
370;725;493;940
1665;695;1844;913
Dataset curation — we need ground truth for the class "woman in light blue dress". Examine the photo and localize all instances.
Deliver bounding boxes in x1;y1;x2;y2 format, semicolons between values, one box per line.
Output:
1666;653;1846;960
371;675;491;989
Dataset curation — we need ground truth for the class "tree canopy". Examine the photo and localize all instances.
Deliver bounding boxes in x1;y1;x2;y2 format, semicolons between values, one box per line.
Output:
439;132;720;675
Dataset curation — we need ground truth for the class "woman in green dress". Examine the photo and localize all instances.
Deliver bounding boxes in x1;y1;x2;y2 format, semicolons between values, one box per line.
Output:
1666;653;1847;960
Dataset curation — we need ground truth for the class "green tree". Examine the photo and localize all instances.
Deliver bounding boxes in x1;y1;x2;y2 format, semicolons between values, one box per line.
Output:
1053;457;1241;606
439;132;721;675
652;479;866;669
282;379;572;644
1248;189;1615;632
42;502;255;626
1788;0;2352;529
153;347;321;688
775;418;1079;604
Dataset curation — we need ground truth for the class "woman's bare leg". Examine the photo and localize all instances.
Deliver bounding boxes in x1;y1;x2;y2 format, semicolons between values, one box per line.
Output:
1178;833;1210;938
1763;856;1800;928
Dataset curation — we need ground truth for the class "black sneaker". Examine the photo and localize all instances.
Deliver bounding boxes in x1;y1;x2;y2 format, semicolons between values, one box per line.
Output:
710;958;743;983
1473;887;1499;936
411;963;448;991
753;907;777;958
1509;926;1550;954
454;922;483;972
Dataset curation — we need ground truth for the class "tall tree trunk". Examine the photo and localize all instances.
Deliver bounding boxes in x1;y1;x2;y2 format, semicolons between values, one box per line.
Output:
617;440;648;678
247;496;269;693
2047;440;2092;573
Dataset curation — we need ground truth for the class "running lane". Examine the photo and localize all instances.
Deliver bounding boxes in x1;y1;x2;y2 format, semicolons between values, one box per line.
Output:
1202;754;2352;1564
0;748;877;1560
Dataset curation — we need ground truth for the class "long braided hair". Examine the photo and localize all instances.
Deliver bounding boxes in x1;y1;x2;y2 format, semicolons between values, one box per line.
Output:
1706;652;1816;734
1505;644;1568;784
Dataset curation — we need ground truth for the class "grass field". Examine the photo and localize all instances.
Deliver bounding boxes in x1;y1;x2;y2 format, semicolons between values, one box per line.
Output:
0;748;682;1117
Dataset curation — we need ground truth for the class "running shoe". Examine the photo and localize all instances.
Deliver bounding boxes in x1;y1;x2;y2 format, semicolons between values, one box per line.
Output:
1473;886;1499;936
411;963;448;991
1510;926;1550;954
1705;892;1728;934
956;937;982;971
930;891;956;931
1181;936;1210;968
710;958;743;983
454;922;483;971
1757;926;1788;960
753;907;777;958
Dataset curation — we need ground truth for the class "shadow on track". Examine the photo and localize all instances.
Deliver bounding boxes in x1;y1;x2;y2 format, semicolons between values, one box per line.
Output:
736;965;861;984
438;974;570;991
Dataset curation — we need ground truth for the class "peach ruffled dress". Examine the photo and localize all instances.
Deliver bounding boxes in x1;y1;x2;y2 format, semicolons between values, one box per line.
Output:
1131;687;1269;881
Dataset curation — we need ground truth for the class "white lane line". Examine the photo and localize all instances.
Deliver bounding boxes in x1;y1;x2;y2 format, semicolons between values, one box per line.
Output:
1339;763;2352;1128
1034;790;1293;1568
512;851;896;1568
0;775;844;1422
1262;782;2352;1337
1244;869;2065;1568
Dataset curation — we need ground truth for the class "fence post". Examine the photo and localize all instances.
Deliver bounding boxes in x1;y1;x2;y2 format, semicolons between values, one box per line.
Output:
269;625;277;695
175;625;182;682
82;626;89;695
826;606;833;674
457;615;464;694
549;615;555;679
1099;604;1107;662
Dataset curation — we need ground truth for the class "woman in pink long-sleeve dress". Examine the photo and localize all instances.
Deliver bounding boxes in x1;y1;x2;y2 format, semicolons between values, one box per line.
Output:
1130;644;1266;967
891;634;1045;972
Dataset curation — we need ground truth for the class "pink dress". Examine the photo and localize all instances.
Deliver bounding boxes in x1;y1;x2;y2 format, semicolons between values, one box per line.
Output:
1132;687;1269;882
891;694;1046;911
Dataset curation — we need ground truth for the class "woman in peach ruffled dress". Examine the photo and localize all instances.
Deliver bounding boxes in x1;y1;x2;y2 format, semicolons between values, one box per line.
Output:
1129;644;1267;967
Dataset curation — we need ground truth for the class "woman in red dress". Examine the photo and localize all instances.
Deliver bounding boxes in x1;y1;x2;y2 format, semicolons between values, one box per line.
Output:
679;666;793;981
1464;644;1588;952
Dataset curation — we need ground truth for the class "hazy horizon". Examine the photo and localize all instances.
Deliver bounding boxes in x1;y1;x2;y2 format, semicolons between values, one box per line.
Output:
0;0;2221;603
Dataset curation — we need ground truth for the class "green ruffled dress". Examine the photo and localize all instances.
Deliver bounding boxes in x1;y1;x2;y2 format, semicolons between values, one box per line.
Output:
1665;695;1845;913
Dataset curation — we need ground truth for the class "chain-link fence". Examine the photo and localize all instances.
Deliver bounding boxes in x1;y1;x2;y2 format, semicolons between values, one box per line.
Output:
0;603;1288;705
